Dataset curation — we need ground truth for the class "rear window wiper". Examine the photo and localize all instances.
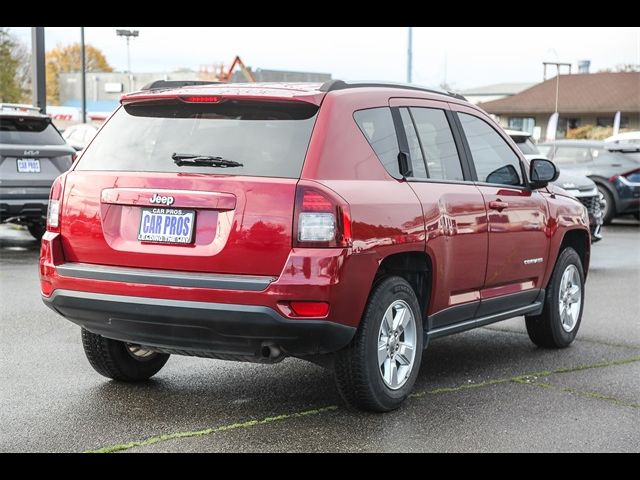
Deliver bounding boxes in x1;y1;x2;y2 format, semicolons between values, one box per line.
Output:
172;153;243;168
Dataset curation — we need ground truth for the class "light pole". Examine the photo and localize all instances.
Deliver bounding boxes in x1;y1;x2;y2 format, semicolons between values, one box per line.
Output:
116;29;139;74
407;27;413;84
80;27;86;123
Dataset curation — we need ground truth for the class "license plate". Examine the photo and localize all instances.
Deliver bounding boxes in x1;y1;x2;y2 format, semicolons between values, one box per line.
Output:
17;158;41;173
138;208;195;244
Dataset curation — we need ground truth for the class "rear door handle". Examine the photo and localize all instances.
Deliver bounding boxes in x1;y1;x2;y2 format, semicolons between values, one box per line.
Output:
489;200;509;211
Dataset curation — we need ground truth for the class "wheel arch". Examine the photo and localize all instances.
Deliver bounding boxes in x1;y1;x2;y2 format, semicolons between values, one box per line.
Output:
372;251;432;324
554;228;591;281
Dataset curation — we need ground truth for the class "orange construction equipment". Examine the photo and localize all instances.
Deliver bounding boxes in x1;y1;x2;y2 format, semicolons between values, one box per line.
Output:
223;56;256;82
199;56;255;83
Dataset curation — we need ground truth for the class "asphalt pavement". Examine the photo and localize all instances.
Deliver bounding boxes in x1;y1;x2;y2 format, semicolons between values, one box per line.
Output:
1;220;638;452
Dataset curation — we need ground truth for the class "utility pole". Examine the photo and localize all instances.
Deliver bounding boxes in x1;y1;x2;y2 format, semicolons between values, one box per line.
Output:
80;27;86;123
542;61;571;113
31;27;46;113
406;27;413;84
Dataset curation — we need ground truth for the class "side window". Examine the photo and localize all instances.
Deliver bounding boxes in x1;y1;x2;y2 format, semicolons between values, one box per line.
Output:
458;113;523;186
553;147;592;165
354;108;400;177
410;107;464;181
399;108;427;178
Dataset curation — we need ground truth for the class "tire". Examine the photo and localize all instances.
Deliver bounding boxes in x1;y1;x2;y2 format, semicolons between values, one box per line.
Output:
81;329;169;381
525;247;585;348
334;276;423;412
634;212;639;221
27;223;46;240
596;185;615;225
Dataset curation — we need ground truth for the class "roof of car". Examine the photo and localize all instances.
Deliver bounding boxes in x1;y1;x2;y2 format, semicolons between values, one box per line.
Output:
120;81;466;106
0;103;48;118
504;129;531;138
539;139;640;152
538;139;608;147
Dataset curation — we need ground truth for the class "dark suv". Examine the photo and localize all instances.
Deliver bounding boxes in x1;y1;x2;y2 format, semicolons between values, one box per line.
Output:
1;104;76;239
539;140;640;223
40;82;590;411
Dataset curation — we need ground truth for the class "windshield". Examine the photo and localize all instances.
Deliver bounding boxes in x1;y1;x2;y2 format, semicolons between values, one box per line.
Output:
75;100;318;178
511;136;540;155
0;116;66;145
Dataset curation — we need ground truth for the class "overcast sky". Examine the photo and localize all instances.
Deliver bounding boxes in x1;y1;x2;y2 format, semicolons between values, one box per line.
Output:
9;27;640;90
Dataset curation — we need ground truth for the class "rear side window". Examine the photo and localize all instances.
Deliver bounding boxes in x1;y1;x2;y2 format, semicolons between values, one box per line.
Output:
0;117;65;145
354;108;400;177
410;107;464;181
76;100;318;178
399;108;427;178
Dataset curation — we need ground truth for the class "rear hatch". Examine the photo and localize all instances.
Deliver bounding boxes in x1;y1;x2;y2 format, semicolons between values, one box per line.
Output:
0;115;74;193
60;95;319;276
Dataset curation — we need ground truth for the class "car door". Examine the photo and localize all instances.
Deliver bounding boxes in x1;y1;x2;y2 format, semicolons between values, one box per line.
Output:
451;105;549;314
390;98;488;328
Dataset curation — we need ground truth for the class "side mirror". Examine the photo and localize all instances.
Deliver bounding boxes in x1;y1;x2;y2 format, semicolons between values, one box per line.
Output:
529;158;559;189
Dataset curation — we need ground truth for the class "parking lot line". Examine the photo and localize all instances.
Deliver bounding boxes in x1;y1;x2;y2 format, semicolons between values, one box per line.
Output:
85;354;640;453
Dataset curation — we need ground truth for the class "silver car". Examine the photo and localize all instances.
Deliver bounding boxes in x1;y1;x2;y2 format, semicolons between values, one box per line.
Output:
0;104;76;239
506;130;604;242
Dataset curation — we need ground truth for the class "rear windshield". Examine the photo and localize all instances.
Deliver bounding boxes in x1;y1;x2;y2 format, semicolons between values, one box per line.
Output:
0;116;65;145
75;100;318;178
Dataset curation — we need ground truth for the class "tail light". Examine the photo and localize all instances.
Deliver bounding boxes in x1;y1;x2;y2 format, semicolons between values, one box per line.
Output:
293;183;352;248
47;175;66;232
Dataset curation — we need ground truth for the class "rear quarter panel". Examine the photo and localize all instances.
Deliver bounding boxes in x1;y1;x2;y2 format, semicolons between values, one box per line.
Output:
302;90;426;325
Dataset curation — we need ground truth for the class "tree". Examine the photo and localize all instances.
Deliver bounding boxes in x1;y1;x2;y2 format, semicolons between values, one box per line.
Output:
46;43;113;104
0;28;23;102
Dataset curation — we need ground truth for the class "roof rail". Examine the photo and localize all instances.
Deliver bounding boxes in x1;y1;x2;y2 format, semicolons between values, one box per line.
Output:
319;80;466;101
0;103;43;114
140;80;223;91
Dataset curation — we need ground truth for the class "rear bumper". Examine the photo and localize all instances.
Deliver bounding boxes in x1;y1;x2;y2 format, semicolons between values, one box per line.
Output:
0;186;50;221
43;289;355;357
0;198;48;222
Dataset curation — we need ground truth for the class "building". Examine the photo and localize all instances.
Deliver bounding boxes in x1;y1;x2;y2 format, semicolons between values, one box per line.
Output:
231;68;331;83
479;72;640;138
458;82;535;105
58;69;332;114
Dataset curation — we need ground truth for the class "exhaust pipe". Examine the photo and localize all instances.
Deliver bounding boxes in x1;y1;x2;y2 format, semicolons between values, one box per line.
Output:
261;344;282;360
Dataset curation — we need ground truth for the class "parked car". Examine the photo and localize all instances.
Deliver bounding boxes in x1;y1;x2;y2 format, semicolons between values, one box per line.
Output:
506;130;603;241
0;103;76;239
605;131;640;145
609;167;640;221
62;123;99;151
538;140;640;224
40;81;590;412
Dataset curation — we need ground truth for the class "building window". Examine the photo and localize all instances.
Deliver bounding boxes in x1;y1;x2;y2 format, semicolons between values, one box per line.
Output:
597;116;629;128
508;117;535;134
557;117;580;138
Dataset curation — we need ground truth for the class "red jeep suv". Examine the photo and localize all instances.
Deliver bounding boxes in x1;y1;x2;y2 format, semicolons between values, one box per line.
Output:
40;81;590;411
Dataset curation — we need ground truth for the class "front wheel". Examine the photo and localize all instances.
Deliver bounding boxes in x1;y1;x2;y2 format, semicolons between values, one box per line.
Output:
334;276;423;412
597;186;615;225
526;247;585;348
81;329;170;381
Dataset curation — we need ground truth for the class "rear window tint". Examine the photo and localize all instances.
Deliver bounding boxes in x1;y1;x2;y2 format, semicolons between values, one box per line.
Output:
76;100;318;178
354;108;400;177
0;117;65;145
